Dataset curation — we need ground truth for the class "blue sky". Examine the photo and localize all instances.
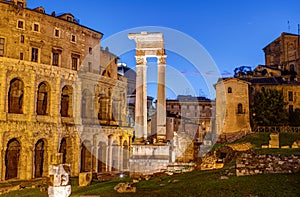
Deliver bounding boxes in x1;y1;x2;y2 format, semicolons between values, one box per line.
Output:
27;0;300;99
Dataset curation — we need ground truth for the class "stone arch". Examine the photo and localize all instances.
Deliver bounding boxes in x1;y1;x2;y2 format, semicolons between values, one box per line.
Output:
80;140;92;172
36;82;50;115
34;139;46;178
61;85;73;117
111;140;119;171
8;78;24;114
82;89;93;119
5;138;21;180
123;140;129;170
97;141;107;172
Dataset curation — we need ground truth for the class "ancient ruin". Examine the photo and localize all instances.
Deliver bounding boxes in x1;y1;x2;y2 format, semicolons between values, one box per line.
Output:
128;32;171;175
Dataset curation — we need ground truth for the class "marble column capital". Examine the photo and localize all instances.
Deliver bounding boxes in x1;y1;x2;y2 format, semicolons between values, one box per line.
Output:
157;56;167;65
135;56;147;65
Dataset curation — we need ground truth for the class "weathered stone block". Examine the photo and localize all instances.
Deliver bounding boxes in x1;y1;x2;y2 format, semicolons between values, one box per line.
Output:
269;133;279;148
48;185;71;197
79;172;92;187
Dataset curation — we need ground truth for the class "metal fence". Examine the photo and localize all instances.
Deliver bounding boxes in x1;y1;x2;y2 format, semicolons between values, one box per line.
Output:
253;126;300;133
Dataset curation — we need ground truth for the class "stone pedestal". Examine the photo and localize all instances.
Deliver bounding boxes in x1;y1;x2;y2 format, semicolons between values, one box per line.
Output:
269;133;279;148
48;164;71;197
129;145;170;176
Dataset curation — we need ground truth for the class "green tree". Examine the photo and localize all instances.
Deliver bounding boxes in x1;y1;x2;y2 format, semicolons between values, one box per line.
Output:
252;89;288;126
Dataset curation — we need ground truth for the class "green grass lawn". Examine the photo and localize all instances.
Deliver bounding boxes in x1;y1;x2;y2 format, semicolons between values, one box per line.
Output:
2;169;300;197
3;132;300;197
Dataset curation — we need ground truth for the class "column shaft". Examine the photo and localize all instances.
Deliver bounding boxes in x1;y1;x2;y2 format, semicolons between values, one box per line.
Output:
134;57;147;143
157;57;166;143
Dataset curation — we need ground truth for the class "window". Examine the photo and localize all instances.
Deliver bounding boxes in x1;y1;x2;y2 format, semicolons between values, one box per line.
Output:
288;91;293;101
33;23;39;32
17;20;24;29
52;52;59;66
20;35;24;43
71;54;79;70
61;86;73;117
67;16;72;22
37;82;49;115
17;1;23;7
31;48;38;62
88;62;92;72
54;29;60;37
289;105;294;113
228;87;232;93
237;103;243;114
20;52;23;60
71;35;76;42
0;38;4;56
89;47;92;55
8;78;24;114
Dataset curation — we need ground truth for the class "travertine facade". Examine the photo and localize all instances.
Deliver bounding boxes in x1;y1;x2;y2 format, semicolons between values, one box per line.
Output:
0;0;133;181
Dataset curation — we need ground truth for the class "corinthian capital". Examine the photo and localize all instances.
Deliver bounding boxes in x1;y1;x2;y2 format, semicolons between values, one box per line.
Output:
158;56;166;65
135;56;147;65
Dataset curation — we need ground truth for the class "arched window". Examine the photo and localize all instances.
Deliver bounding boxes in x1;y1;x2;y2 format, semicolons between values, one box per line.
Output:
59;138;67;164
34;139;45;178
8;78;24;114
227;87;232;93
61;86;73;117
37;82;50;115
5;138;21;180
80;140;92;172
237;103;243;114
98;94;109;120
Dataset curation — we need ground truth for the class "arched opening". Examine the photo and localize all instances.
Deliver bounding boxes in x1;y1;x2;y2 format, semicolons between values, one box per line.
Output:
111;140;119;171
227;87;232;93
123;141;129;170
98;95;109;120
59;138;67;164
237;103;243;114
82;89;92;119
61;85;73;117
80;140;92;172
37;82;50;115
8;78;24;114
34;139;45;178
97;142;107;172
5;138;21;180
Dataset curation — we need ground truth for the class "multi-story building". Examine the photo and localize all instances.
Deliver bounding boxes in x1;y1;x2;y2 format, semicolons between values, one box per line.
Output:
165;95;215;162
215;32;300;137
166;95;215;141
0;0;133;181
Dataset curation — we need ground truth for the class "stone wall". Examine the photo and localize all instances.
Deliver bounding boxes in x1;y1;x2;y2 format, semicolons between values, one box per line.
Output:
236;152;300;176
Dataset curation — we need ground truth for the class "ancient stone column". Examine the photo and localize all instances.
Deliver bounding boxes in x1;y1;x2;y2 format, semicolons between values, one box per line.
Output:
156;56;167;143
134;56;147;143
